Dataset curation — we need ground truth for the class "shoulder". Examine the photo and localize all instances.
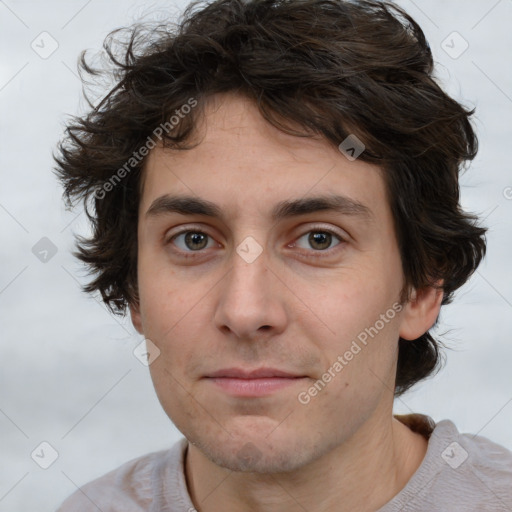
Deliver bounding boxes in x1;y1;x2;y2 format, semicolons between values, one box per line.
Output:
56;439;187;512
382;416;512;511
454;421;512;494
422;418;512;510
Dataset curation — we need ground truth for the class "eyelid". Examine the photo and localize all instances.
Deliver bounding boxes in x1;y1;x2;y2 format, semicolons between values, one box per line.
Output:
296;223;348;240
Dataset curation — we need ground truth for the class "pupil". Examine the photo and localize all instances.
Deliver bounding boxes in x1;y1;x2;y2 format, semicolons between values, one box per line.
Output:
186;232;207;250
309;232;331;250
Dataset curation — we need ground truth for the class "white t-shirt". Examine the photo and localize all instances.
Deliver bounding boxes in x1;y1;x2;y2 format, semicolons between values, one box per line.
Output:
56;414;512;511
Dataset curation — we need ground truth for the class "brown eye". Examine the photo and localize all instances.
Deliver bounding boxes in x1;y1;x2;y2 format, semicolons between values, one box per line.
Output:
308;231;332;250
169;231;214;252
295;230;343;252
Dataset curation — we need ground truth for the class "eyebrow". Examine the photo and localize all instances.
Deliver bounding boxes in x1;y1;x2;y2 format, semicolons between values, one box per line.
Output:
145;193;374;223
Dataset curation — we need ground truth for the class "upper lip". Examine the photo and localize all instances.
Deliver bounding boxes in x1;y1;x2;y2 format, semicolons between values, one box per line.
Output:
206;367;304;379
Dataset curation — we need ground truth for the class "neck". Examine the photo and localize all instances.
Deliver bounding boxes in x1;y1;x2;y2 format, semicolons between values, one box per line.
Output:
184;412;428;512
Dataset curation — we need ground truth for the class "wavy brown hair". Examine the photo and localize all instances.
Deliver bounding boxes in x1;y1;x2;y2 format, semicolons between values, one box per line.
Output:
54;0;487;396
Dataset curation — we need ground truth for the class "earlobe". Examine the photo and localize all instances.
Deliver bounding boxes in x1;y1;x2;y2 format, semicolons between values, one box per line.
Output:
399;282;444;341
129;302;144;335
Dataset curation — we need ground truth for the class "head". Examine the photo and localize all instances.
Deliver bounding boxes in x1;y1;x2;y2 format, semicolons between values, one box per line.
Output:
55;0;486;472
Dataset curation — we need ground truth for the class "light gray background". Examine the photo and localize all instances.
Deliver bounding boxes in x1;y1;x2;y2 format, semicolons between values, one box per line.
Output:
1;0;511;510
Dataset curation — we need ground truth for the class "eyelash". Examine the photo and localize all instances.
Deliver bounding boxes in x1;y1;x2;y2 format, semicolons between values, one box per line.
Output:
165;225;347;259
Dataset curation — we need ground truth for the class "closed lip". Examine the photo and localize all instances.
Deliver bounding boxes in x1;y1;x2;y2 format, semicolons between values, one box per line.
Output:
205;367;305;379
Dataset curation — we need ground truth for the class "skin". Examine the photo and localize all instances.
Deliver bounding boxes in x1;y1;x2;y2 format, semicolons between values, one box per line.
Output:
130;92;443;512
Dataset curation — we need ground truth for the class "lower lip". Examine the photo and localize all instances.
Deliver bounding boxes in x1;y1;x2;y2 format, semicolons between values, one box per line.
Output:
207;377;305;396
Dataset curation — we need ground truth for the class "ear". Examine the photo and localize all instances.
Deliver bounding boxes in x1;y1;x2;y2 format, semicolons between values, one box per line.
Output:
129;302;144;335
399;281;444;341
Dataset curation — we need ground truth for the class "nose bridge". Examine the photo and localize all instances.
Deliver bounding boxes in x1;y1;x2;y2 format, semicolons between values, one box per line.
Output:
226;226;270;296
232;244;268;297
226;242;271;312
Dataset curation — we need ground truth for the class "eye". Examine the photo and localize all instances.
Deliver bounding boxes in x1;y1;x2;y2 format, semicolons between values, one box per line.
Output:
292;228;345;255
165;226;346;259
167;230;217;253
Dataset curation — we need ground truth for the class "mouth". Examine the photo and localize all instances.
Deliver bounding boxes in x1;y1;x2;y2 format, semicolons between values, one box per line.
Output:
204;367;308;397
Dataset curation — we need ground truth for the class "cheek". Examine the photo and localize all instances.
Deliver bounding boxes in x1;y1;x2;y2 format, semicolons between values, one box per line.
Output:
137;250;189;330
292;267;402;388
294;268;394;339
138;268;215;370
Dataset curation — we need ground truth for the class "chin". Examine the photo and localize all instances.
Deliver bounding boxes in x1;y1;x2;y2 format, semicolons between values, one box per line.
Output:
189;428;330;474
208;443;308;473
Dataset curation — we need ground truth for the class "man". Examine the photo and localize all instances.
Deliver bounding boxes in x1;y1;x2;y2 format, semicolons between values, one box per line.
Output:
54;0;512;510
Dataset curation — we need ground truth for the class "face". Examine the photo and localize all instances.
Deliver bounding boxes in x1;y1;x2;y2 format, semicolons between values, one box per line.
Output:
130;92;437;473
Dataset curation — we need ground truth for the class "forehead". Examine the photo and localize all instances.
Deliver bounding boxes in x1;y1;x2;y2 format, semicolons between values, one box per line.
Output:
139;93;389;223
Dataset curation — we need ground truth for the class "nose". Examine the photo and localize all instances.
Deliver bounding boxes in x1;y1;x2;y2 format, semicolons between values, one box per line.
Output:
213;247;288;341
